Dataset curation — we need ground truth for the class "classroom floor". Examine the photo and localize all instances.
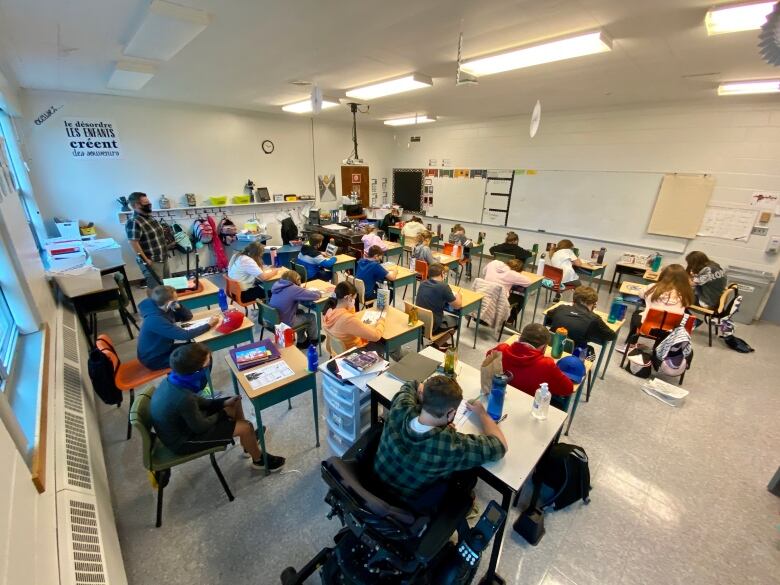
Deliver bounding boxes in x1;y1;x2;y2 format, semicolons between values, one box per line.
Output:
95;277;780;585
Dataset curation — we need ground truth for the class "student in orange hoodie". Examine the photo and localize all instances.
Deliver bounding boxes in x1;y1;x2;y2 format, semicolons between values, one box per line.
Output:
323;281;392;357
488;323;573;405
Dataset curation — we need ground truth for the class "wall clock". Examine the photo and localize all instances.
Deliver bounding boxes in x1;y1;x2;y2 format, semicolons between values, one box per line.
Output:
261;140;274;154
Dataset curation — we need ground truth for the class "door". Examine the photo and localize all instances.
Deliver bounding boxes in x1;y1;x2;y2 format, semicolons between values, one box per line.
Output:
341;165;369;207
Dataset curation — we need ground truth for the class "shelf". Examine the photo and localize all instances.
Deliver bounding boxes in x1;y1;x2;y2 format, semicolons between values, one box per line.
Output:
117;199;313;223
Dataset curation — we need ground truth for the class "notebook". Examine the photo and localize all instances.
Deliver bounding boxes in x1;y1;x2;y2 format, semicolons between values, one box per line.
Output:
386;353;440;383
229;340;281;371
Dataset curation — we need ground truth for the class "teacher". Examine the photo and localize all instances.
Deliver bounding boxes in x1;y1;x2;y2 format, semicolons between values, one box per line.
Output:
125;191;169;290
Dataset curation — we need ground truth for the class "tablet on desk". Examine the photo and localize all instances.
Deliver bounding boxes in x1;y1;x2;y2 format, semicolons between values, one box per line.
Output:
163;276;193;291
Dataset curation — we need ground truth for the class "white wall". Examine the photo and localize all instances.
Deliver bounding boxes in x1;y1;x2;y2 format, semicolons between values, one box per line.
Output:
20;89;394;277
389;101;780;283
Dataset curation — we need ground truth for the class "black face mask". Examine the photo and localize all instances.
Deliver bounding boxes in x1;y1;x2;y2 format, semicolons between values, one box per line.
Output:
140;203;153;214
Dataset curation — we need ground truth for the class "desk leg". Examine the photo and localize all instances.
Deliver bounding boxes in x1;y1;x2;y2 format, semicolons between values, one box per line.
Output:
565;372;588;436
252;401;270;475
118;265;138;314
231;371;239;396
474;302;481;349
600;338;617;381
596;270;604;294
370;394;379;426
592;344;606;389
413;277;417;303
532;286;542;322
315;307;323;357
311;384;320;448
455;313;462;348
477;252;484;280
609;268;622;295
417;328;422;352
479;488;512;585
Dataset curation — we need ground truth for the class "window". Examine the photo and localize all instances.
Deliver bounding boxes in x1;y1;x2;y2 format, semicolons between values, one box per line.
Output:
0;287;18;387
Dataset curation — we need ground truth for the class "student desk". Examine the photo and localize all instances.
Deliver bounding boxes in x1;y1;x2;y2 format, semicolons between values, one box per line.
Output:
177;278;220;311
63;274;121;347
432;241;486;280
356;305;422;360
575;263;607;292
619;281;648;305
447;285;484;349
382;263;417;305
225;345;319;474
100;262;138;313
512;272;546;328
387;226;401;241
432;252;460;275
643;269;660;282
367;346;567;585
330;254;356;283
609;261;653;294
542;301;625;383
382;241;403;264
504;334;592;435
302;279;335;355
190;308;255;352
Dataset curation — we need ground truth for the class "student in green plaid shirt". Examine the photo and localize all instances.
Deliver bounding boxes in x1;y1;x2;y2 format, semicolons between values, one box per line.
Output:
373;375;507;512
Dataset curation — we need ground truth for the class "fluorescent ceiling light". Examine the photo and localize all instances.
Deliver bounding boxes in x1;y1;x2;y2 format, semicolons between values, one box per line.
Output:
345;73;433;101
107;61;157;91
460;30;612;76
124;0;210;61
281;98;341;113
718;79;780;95
383;115;437;126
705;1;775;35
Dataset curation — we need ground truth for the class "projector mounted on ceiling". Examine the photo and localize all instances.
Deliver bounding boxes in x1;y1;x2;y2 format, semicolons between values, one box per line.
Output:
456;30;478;86
759;2;780;66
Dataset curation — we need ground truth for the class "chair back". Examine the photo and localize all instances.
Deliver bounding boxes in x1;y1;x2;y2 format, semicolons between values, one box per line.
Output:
95;334;121;371
223;275;246;306
638;309;695;337
493;252;514;263
442;243;463;259
347;275;368;307
324;331;348;357
258;302;281;328
129;386;157;471
530;243;539;268
291;262;308;284
413;259;429;280
715;284;739;317
113;272;130;308
404;301;433;340
543;264;563;286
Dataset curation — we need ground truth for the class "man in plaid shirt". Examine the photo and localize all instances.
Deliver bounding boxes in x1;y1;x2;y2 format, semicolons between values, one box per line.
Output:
125;191;169;289
373;375;507;512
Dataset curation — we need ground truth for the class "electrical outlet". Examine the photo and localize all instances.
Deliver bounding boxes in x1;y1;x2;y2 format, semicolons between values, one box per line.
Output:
752;226;769;236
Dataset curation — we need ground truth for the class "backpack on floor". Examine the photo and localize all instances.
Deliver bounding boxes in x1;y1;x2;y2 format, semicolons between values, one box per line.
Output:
171;222;193;254
192;217;213;245
217;216;239;246
87;346;122;406
534;443;591;511
625;347;653;378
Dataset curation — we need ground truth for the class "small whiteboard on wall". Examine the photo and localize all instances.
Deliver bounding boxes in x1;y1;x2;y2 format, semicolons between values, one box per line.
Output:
647;174;715;238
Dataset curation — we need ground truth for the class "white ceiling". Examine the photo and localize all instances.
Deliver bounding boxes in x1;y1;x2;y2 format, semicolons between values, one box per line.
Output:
0;0;777;124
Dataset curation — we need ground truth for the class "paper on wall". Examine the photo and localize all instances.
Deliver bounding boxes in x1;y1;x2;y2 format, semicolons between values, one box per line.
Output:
697;206;757;241
749;191;779;210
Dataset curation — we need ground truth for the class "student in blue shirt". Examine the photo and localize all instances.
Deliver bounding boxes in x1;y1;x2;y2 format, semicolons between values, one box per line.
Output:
356;245;398;301
297;233;336;280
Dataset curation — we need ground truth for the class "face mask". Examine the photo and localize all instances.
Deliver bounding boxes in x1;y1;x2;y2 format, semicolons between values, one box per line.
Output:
140;203;153;213
166;301;180;311
168;367;209;393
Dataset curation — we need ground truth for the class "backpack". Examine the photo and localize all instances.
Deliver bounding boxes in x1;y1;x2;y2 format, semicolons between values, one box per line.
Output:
651;315;693;377
87;345;122;405
171;222;193;254
625;347;653;378
533;443;591;510
280;216;298;245
217;216;238;246
192;217;213;245
159;219;176;252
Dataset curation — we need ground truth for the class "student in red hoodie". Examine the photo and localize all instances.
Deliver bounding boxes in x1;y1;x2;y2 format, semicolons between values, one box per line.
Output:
488;323;573;402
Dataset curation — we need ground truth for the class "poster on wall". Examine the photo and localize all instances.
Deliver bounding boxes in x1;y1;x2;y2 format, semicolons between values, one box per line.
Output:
318;174;337;201
64;118;121;159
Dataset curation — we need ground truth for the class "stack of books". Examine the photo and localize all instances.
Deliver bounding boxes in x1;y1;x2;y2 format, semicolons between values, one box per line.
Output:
229;340;281;371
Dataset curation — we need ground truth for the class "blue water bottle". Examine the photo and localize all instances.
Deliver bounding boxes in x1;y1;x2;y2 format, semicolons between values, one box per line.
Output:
616;299;628;321
217;289;229;312
307;343;318;372
487;373;510;421
607;296;622;323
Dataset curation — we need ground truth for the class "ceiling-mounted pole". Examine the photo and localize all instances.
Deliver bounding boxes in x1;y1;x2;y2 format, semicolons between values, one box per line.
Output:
347;102;359;160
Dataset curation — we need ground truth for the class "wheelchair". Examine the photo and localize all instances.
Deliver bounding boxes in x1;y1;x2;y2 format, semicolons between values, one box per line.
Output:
280;425;505;585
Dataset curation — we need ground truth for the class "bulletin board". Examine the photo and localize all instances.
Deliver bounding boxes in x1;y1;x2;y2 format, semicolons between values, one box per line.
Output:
646;174;715;238
392;169;423;212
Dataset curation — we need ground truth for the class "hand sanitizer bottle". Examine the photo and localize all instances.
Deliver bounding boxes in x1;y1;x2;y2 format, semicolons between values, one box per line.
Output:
532;382;551;420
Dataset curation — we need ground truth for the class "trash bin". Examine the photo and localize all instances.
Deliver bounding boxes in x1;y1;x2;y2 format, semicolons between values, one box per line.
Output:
727;266;775;324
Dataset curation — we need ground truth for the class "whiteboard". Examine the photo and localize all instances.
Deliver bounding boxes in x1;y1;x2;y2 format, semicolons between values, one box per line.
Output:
508;170;686;252
427;176;485;224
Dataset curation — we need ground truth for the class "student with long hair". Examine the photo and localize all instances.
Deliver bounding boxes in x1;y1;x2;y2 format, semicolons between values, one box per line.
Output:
227;242;279;302
401;216;426;241
549;239;597;301
411;230;436;266
323;281;388;355
269;270;322;348
483;258;531;322
361;224;388;253
685;251;726;308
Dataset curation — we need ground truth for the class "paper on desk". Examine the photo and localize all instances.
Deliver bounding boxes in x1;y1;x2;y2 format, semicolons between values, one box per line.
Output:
322;224;347;230
180;317;211;330
245;361;295;389
361;309;382;325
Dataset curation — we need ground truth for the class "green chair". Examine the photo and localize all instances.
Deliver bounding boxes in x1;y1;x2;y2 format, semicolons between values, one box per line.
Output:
529;243;540;271
87;272;139;343
290;261;308;284
129;386;234;528
257;302;308;341
493;252;515;263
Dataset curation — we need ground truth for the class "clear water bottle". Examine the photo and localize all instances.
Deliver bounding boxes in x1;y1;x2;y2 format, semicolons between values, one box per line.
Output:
487;373;510;421
270;247;278;267
536;252;546;275
217;289;229;312
532;382;551;420
307;343;318;372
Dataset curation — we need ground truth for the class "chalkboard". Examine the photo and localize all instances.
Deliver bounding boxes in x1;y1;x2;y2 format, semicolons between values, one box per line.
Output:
393;169;423;212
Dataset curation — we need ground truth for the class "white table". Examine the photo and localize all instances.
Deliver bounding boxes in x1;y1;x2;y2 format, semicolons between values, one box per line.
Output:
367;346;567;584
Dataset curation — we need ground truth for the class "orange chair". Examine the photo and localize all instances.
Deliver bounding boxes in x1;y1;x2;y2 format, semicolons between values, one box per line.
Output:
224;274;262;315
413;259;429;280
541;264;576;303
443;243;467;284
96;334;170;440
620;309;696;371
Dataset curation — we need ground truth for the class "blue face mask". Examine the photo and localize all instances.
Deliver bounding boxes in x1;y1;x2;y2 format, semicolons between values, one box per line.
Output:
168;368;209;393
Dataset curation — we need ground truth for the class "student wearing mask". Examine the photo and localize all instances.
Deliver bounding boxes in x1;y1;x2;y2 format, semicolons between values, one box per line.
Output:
137;285;220;370
489;231;532;262
545;285;616;351
361;225;387;253
269;270;323;349
150;343;285;471
125;191;170;289
227;242;279;302
356;245;398;302
685;251;726;308
416;263;462;336
323;281;388;355
401;216;427;241
373;375;507;513
411;230;436;267
297;233;337;280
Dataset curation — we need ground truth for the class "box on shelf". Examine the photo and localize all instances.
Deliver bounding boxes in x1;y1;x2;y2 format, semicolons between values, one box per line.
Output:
84;238;123;269
55;221;81;240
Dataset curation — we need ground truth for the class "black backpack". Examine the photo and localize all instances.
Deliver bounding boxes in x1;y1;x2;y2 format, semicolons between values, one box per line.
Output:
87;345;123;406
281;217;298;244
534;443;591;510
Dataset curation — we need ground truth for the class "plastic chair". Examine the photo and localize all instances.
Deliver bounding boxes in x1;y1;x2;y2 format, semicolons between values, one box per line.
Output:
620;309;696;371
688;284;738;347
130;386;234;527
442;243;465;284
346;275;375;310
404;301;454;348
257;302;308;341
96;334;170;440
493;252;515;263
86;272;139;343
224;274;261;315
323;331;348;357
529;244;540;271
413;259;429;280
290;262;308;284
541;265;577;303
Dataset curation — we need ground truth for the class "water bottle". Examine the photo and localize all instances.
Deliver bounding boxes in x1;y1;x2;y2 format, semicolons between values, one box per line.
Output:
532;383;551;420
487;374;510;421
651;253;662;271
444;347;458;376
270;247;278;267
616;301;628;321
607;297;623;323
597;247;606;264
536;253;546;276
307;343;318;372
217;289;229;312
573;346;588;363
550;327;567;359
